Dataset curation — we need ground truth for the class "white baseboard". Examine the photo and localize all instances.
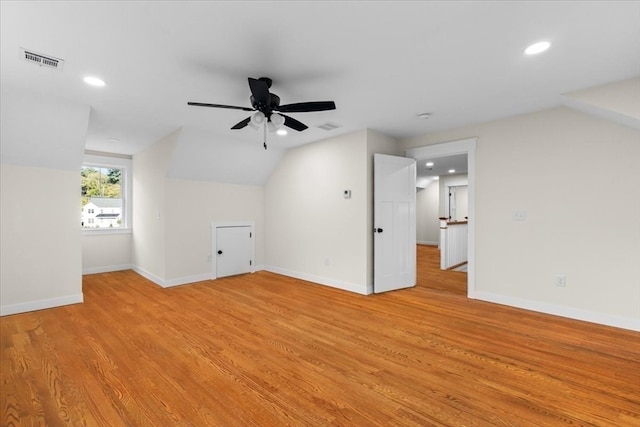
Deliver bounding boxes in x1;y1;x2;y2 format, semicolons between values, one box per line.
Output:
417;241;439;246
162;273;212;288
131;266;164;286
83;264;132;275
474;291;640;332
1;293;84;316
265;266;369;295
131;266;212;288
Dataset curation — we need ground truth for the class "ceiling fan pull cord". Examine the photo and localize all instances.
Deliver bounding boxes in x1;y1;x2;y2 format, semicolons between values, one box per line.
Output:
263;122;268;150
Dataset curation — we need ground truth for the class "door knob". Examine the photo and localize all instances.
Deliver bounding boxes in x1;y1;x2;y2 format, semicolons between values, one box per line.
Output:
217;250;223;255
374;228;383;233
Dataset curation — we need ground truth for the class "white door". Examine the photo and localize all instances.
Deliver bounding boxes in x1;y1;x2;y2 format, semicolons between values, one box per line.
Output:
216;226;253;278
374;154;416;293
448;185;469;221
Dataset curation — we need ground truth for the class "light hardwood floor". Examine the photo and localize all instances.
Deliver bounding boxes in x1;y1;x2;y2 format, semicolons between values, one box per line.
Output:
417;244;467;296
2;248;639;426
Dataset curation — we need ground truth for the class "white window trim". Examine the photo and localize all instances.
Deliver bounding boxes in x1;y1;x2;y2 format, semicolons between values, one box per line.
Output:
82;153;132;235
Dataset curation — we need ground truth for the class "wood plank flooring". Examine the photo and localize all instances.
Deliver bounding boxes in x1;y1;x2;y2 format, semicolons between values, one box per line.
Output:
417;244;467;296
2;250;639;426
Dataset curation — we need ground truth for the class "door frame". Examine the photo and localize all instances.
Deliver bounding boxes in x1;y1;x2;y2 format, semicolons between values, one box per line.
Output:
405;138;476;299
211;221;255;279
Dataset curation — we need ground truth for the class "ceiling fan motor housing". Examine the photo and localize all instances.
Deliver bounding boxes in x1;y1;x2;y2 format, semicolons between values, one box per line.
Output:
250;93;281;117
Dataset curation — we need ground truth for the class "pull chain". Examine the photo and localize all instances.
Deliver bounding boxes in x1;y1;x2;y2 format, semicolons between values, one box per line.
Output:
263;121;268;150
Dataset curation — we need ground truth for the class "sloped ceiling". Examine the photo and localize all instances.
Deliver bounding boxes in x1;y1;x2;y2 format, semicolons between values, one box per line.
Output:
561;77;640;130
1;1;639;183
0;87;89;171
167;126;286;185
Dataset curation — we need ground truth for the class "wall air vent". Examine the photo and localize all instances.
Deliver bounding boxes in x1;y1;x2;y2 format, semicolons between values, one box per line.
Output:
20;48;64;70
317;122;341;131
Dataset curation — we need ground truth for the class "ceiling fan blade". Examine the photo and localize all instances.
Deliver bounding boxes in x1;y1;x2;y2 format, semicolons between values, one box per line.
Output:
188;102;254;112
277;101;336;113
231;117;251;130
248;78;271;107
282;114;308;132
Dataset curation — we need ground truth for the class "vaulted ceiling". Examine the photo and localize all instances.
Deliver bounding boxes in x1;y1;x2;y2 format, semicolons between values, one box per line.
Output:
1;1;638;183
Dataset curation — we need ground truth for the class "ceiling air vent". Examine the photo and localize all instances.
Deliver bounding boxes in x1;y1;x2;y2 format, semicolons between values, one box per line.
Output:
20;48;64;70
317;122;341;131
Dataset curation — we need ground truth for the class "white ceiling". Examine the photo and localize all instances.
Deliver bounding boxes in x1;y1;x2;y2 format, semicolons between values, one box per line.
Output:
417;154;468;179
1;1;639;157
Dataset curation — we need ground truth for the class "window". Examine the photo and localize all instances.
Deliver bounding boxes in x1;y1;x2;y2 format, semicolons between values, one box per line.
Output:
81;153;132;232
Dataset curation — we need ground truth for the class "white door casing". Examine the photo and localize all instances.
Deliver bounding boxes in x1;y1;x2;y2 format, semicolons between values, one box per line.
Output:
373;153;417;293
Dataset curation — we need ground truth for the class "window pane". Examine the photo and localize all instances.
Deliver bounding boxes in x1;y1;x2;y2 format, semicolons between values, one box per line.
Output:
81;166;123;229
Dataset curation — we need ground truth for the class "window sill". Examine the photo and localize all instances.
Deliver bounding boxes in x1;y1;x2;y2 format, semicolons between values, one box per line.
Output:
82;228;132;236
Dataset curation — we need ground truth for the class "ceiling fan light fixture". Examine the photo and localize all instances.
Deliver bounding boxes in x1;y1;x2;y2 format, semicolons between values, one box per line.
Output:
250;111;265;126
277;129;287;136
270;113;285;128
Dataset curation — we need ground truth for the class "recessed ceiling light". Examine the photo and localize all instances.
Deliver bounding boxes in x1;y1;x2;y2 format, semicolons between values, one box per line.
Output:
83;76;106;87
277;129;287;136
426;162;434;167
417;113;431;120
524;41;551;55
448;169;455;173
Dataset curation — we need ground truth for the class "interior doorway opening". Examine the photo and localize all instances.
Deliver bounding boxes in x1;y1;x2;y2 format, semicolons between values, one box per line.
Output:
405;138;476;298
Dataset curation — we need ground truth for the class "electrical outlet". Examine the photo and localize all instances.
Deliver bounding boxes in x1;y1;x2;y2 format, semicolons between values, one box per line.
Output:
555;275;566;287
324;257;330;267
512;210;527;221
207;254;212;263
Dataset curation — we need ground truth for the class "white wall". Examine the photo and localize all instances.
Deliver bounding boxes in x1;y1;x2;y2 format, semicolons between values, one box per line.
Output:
0;88;89;315
400;107;640;330
265;130;370;293
131;130;179;283
130;128;266;287
1;165;83;315
417;182;439;245
164;178;265;282
82;233;132;274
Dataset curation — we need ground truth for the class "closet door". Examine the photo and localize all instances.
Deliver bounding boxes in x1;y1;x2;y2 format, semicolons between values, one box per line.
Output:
216;226;252;278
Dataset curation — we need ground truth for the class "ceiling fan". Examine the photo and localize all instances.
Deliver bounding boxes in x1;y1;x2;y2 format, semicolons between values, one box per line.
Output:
188;77;336;149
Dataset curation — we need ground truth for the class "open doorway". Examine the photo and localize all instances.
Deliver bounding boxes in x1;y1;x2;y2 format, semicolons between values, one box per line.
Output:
406;138;476;298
